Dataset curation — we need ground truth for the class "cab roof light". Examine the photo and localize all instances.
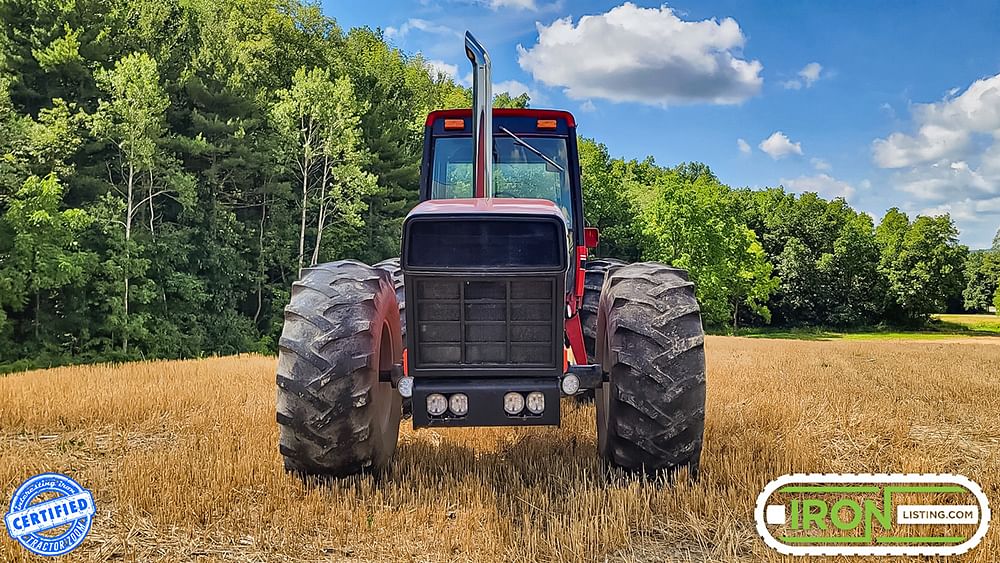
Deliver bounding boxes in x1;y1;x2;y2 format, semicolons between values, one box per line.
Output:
444;118;465;130
537;119;558;130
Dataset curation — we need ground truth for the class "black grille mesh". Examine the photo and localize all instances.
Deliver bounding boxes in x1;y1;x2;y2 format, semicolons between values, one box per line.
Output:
415;278;555;367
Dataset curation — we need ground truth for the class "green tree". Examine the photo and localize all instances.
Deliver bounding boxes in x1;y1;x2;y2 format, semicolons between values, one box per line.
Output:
877;212;968;323
0;174;93;353
963;251;1000;313
272;67;377;273
91;52;187;353
578;138;642;260
633;167;777;325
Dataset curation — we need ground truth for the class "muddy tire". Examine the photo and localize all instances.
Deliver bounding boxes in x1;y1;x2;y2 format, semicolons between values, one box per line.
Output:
374;257;409;418
595;262;706;477
276;260;402;477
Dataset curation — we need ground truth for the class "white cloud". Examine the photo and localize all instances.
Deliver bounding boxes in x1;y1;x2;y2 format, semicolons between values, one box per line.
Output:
873;73;1000;169
580;100;596;112
799;62;822;86
425;59;460;81
871;73;1000;247
516;3;763;106
758;131;803;159
488;0;536;9
780;174;856;201
495;79;531;97
782;62;823;90
810;157;831;171
737;138;751;154
872;125;969;168
385;19;459;41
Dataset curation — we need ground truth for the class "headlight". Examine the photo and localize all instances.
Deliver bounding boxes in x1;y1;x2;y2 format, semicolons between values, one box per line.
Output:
561;374;580;396
448;393;469;416
525;391;545;414
397;376;414;398
426;393;448;416
503;392;524;415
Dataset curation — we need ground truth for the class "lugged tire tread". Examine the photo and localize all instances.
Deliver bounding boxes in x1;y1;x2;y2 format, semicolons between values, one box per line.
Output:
598;261;706;476
276;260;401;476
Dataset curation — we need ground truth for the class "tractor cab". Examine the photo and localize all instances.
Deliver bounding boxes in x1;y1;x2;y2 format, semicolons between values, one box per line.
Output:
420;108;585;241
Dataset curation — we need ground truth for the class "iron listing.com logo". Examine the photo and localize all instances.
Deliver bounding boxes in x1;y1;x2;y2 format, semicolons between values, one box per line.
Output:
755;473;990;556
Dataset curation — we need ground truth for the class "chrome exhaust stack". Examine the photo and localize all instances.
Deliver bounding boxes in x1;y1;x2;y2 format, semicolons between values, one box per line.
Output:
464;31;493;197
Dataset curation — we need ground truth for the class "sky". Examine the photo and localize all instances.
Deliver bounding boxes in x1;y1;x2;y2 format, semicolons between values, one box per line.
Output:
327;0;1000;249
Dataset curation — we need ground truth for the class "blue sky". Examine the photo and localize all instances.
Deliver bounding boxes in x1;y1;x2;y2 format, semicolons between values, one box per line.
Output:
328;0;1000;248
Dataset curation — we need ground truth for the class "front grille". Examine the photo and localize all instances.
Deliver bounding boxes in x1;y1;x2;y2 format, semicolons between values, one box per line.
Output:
412;277;557;368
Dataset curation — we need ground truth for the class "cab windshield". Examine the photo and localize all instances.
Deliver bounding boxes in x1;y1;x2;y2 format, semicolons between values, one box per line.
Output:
430;136;574;228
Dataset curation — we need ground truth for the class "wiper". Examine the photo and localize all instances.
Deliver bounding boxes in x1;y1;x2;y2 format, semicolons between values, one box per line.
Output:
498;126;565;172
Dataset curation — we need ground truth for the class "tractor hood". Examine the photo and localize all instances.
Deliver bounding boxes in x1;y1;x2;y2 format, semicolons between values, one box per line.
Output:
406;197;567;219
401;198;569;272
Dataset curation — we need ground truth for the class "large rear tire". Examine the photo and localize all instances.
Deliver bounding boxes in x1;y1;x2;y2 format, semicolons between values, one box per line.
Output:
276;260;402;477
595;262;706;477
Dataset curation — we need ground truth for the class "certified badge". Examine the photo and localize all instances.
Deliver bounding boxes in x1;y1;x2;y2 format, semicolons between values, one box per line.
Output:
4;473;95;556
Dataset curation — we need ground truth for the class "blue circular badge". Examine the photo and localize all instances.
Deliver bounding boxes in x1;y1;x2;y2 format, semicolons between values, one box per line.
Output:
4;473;94;556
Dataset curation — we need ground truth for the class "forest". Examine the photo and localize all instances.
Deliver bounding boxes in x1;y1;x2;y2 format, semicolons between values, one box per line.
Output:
1;0;998;371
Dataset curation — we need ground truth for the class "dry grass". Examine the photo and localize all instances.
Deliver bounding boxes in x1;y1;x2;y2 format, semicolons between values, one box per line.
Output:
1;336;998;562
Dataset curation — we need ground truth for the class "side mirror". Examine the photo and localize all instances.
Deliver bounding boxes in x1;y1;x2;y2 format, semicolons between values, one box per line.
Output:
584;227;599;249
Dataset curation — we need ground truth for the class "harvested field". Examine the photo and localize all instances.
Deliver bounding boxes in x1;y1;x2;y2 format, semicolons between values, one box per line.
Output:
1;336;998;562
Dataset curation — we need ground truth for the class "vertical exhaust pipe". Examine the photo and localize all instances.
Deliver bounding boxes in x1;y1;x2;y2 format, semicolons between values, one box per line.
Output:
465;31;493;198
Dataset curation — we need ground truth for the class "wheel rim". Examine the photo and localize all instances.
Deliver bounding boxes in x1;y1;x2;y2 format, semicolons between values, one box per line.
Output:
371;321;402;468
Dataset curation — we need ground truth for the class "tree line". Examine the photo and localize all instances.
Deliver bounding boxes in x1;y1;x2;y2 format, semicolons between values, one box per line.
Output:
0;0;997;371
580;143;998;328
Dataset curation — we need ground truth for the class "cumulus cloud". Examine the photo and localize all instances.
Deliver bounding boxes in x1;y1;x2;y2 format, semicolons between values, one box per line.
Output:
580;100;596;112
873;73;1000;169
810;157;831;171
759;131;803;159
495;80;531;97
425;60;460;80
385;19;459;41
780;174;856;201
737;138;751;154
800;62;822;85
423;59;472;86
783;62;823;89
488;0;536;9
872;72;1000;247
872;125;969;168
516;3;763;106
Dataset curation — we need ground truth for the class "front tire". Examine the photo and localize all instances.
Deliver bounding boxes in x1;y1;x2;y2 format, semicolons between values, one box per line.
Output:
595;262;706;477
276;260;402;477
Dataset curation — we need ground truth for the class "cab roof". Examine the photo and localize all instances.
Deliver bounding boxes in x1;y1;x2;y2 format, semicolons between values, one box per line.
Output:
425;108;576;128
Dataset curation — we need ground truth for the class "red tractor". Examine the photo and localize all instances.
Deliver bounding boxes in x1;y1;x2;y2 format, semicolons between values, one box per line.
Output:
276;33;706;478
